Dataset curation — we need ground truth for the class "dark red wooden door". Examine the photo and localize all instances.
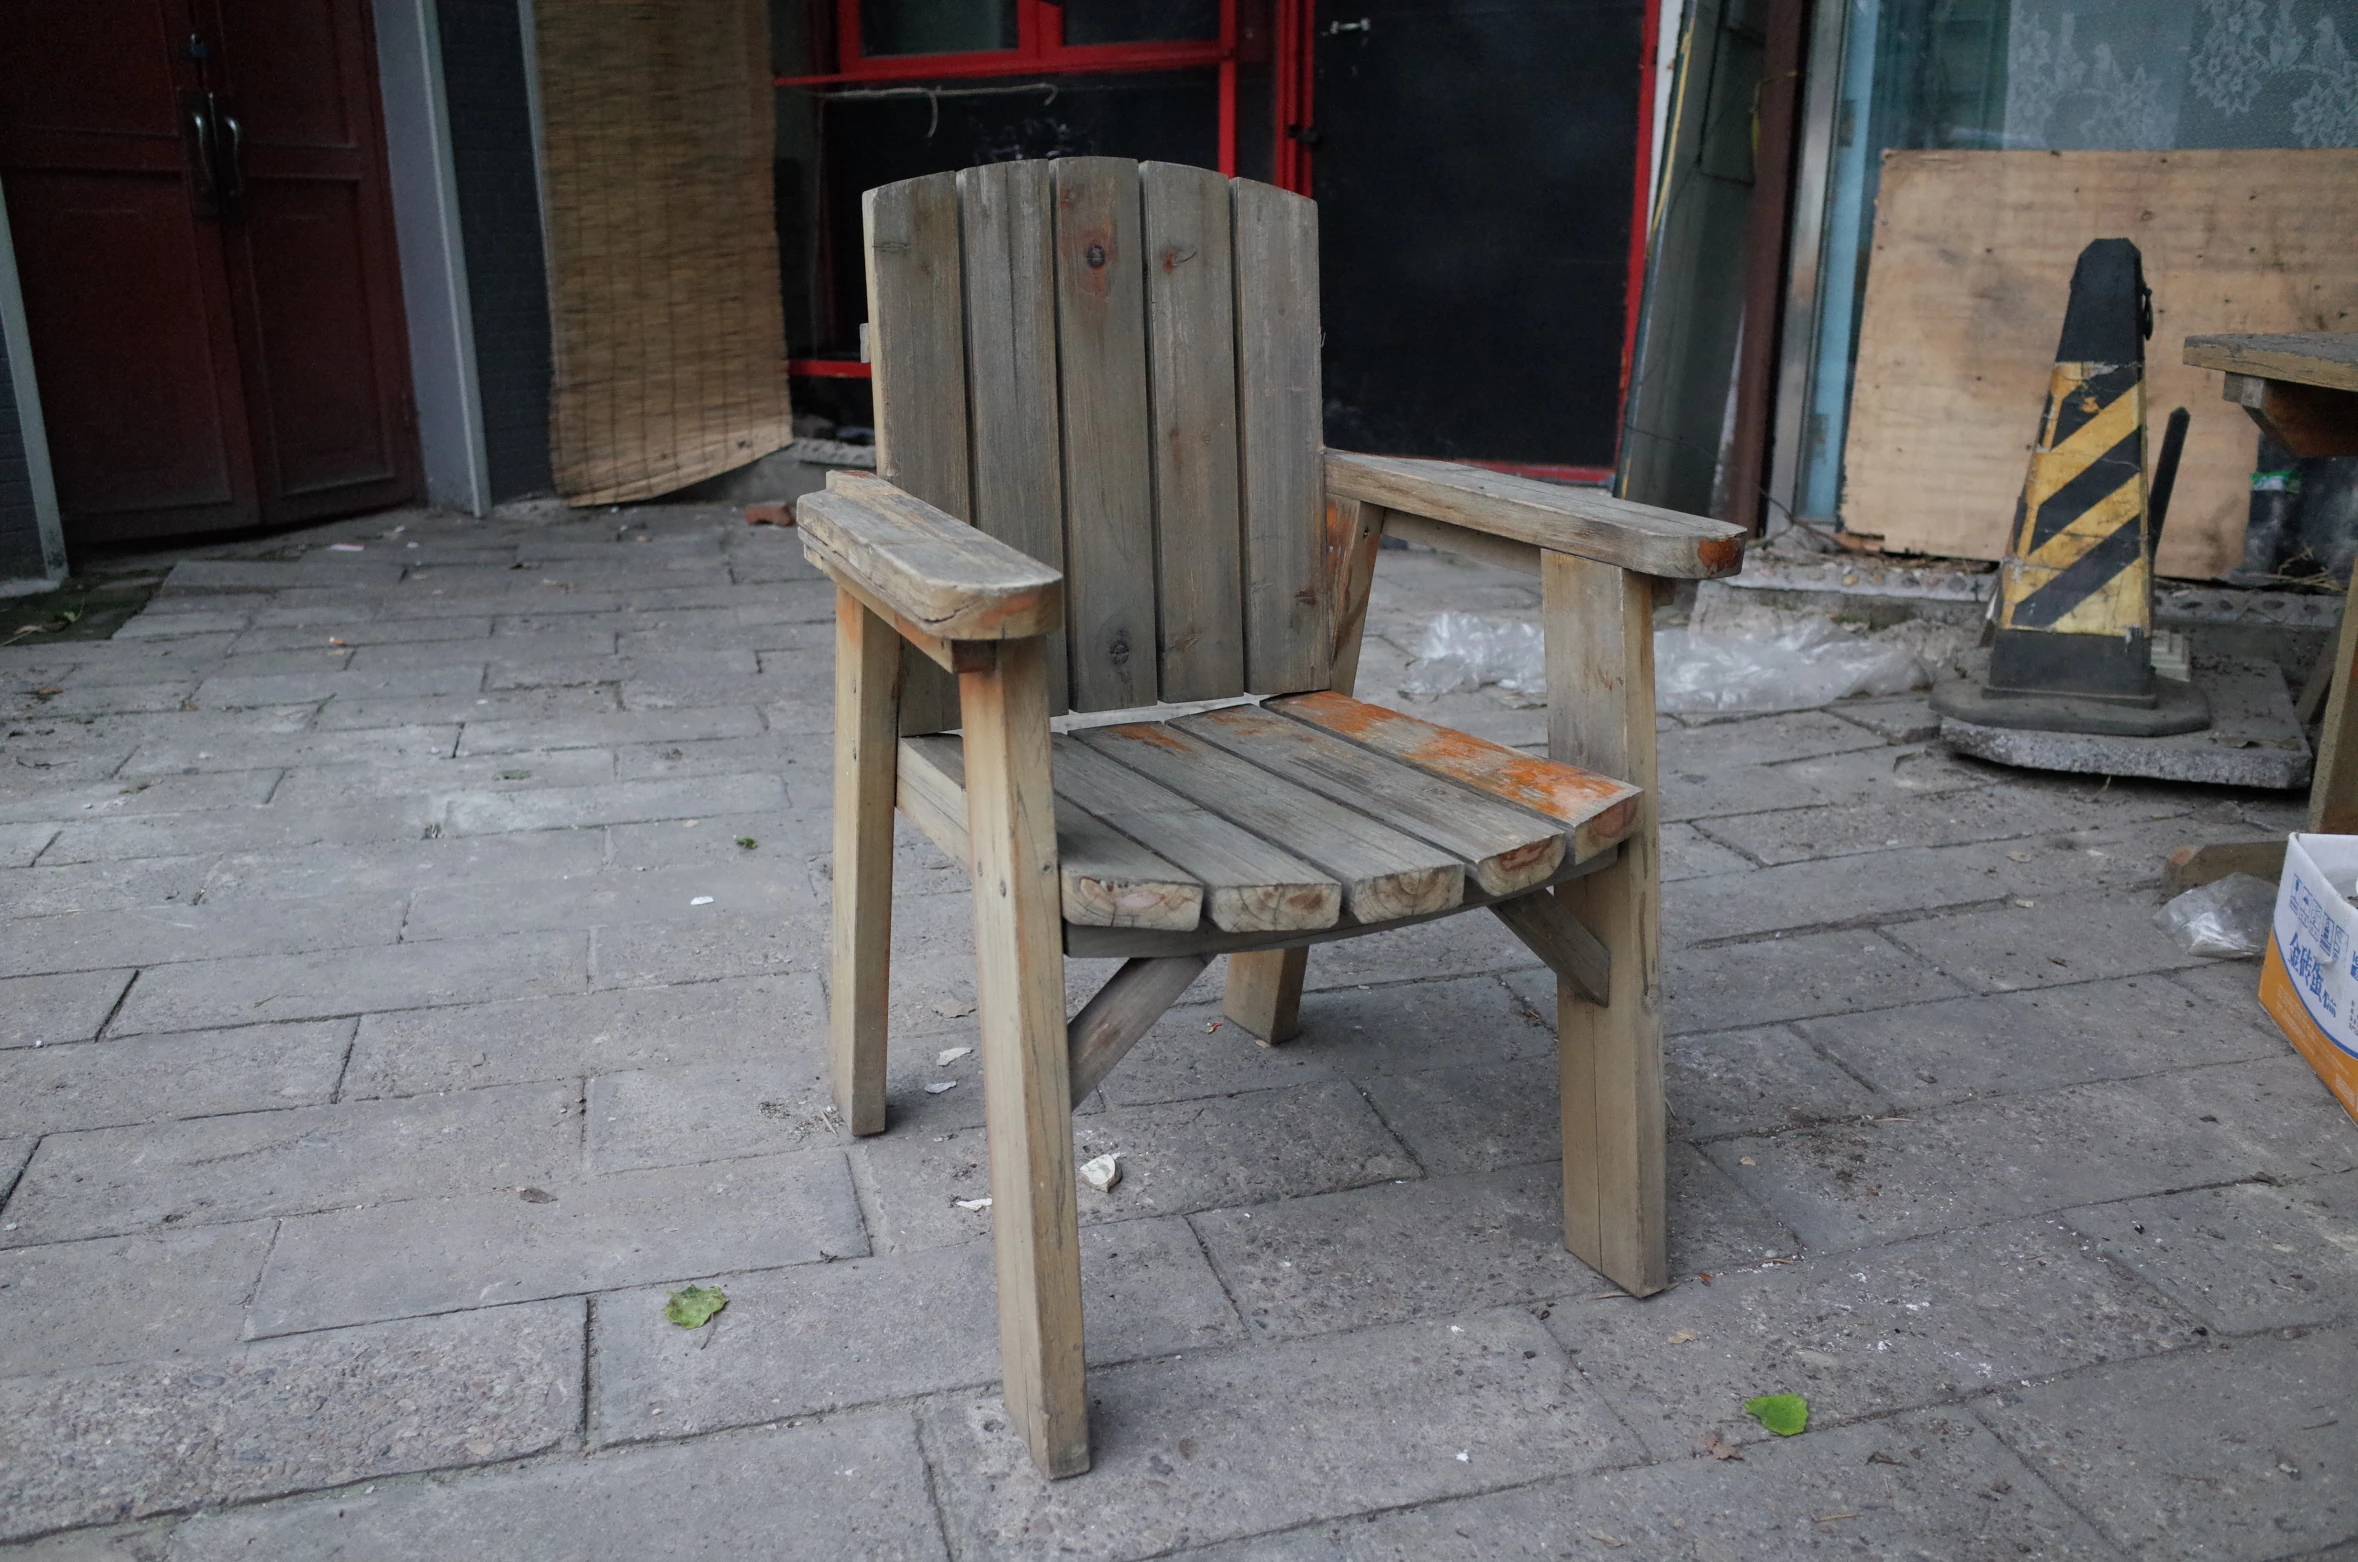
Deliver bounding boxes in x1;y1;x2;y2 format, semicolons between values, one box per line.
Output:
0;0;419;546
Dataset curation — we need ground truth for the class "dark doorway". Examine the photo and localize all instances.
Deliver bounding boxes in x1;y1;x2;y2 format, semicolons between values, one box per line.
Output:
1310;0;1647;474
0;0;420;548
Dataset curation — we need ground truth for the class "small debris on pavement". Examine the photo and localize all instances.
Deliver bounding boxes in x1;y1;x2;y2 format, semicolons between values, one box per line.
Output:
1744;1393;1810;1436
932;999;977;1019
924;1081;959;1094
1702;1431;1743;1461
664;1285;728;1328
953;1197;993;1212
936;1046;973;1066
744;502;794;526
690;895;715;906
1867;1450;1903;1465
1080;1153;1122;1192
518;1187;556;1203
1667;1329;1698;1344
736;835;758;849
326;543;365;552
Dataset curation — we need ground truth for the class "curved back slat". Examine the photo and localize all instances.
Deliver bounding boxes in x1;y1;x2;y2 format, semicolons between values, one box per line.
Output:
864;158;1326;730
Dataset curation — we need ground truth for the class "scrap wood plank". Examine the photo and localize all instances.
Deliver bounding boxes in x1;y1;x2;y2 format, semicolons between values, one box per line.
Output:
1175;701;1565;895
2183;332;2358;394
1268;690;1639;862
1076;722;1463;924
900;736;1204;931
1842;149;2358;578
1049;735;1340;934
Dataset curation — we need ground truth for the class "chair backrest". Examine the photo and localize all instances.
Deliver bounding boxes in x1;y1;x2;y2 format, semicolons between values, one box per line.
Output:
863;158;1329;730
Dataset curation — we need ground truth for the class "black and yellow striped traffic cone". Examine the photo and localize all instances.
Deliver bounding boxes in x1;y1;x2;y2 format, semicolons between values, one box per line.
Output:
1932;238;2209;737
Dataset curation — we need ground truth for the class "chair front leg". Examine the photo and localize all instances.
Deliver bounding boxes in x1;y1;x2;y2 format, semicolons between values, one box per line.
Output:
1222;948;1307;1043
831;588;901;1136
959;634;1090;1478
1541;552;1669;1298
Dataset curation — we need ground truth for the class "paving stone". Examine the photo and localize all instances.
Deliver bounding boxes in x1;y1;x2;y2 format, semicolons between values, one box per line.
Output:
0;821;59;866
199;829;606;902
859;1081;1417;1253
2062;1172;2358;1334
0;771;278;827
1291;908;1543;993
43;797;434;865
229;616;492;650
192;665;485;708
611;732;808;780
1830;691;1947;742
1660;821;1755;880
1881;889;2203;993
268;747;615;804
0;1224;274;1375
922;1309;1631;1560
2;1082;580;1243
164;556;405;589
116;609;254;638
1176;1406;2121;1561
1;1518;174;1558
586;1045;836;1175
1661;1023;1889;1137
0;858;215;919
0;894;403;979
5;683;199;719
0;1300;581;1543
248;1149;864;1335
1797;975;2284;1111
1549;1218;2199;1460
1191;1164;1611;1340
2170;956;2268;1016
440;772;784;834
1703;1076;2288;1252
0;969;135;1049
600;810;810;872
117;724;461;778
344;972;822;1098
1657;929;1970;1034
593;1216;1243;1442
0;1020;350;1138
592;908;817;989
1656;710;1891;770
309;685;617;730
1707;782;2202;867
2130;1054;2358;1180
109;929;586;1034
1979;1325;2356;1561
164;1409;945;1562
407;857;815;942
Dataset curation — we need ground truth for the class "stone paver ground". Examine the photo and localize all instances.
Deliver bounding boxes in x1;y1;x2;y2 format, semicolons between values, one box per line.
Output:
0;499;2351;1560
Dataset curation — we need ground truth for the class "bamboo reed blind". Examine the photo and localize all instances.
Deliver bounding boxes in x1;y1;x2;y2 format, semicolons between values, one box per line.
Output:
535;0;793;504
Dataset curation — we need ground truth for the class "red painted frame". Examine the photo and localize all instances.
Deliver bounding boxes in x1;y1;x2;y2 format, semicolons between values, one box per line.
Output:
786;0;1663;495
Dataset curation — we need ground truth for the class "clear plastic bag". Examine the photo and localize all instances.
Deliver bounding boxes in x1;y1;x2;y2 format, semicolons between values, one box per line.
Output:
2153;872;2279;959
1396;610;1926;715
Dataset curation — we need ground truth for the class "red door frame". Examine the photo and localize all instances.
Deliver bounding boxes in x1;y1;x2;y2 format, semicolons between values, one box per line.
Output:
785;0;1664;486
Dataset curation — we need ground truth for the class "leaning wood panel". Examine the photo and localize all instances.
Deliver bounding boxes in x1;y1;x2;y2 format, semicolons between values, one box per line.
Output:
536;0;792;504
1177;703;1563;896
1270;691;1639;862
1050;736;1339;934
1843;150;2358;578
959;161;1069;714
1077;723;1462;924
1141;161;1247;702
1052;158;1159;713
901;735;1204;931
865;171;971;734
1232;178;1328;696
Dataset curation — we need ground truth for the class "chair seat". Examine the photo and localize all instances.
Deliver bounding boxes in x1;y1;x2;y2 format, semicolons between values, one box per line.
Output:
896;691;1639;956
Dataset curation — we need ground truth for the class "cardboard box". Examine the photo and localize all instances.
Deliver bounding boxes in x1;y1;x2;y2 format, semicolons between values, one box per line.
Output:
2259;832;2358;1128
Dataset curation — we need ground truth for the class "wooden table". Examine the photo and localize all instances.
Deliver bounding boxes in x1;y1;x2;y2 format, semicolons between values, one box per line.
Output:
2167;333;2358;887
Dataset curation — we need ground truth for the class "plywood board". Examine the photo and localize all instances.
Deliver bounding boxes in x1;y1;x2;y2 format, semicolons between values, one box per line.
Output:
1842;150;2358;578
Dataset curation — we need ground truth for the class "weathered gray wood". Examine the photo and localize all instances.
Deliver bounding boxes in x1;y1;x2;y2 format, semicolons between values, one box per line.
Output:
1490;888;1610;1006
1326;498;1387;694
1051;735;1339;933
958;160;1069;715
800;473;1062;641
1140;161;1246;702
1177;703;1564;896
1067;954;1212;1100
1328;450;1748;580
1053;157;1158;713
1077;723;1462;924
2185;331;2358;394
831;589;900;1137
1382;507;1542;577
1067;841;1618;959
864;173;972;734
1232;178;1328;696
901;735;1204;932
1222;948;1304;1044
1544;549;1667;1299
1269;691;1640;863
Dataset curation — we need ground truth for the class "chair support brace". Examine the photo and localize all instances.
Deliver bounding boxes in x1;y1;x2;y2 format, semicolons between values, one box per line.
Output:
1489;890;1610;1007
1068;954;1214;1100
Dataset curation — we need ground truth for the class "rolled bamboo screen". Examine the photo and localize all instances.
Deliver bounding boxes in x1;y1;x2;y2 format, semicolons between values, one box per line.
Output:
534;0;793;504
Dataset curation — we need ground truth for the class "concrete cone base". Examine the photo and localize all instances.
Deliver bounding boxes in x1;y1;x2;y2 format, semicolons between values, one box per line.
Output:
1930;674;2211;737
1934;659;2312;789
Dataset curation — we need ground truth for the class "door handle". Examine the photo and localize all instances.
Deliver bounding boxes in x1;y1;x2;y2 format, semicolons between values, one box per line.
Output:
212;101;245;210
184;93;222;219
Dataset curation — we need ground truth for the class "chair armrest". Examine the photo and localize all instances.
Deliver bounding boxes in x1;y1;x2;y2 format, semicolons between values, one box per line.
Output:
1325;450;1747;579
798;472;1063;640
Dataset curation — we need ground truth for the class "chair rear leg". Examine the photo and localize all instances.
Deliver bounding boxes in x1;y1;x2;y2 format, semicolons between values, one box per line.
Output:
1223;948;1306;1043
1543;553;1668;1297
960;637;1089;1477
831;589;899;1136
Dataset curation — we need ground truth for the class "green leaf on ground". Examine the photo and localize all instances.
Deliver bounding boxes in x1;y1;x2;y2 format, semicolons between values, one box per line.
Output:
735;836;758;849
664;1285;729;1328
1744;1393;1809;1436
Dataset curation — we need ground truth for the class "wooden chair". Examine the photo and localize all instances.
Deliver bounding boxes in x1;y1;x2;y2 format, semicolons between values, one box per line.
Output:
799;158;1745;1478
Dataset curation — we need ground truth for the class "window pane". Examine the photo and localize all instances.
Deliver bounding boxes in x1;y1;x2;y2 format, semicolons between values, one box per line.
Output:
859;0;1018;57
1061;0;1219;45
